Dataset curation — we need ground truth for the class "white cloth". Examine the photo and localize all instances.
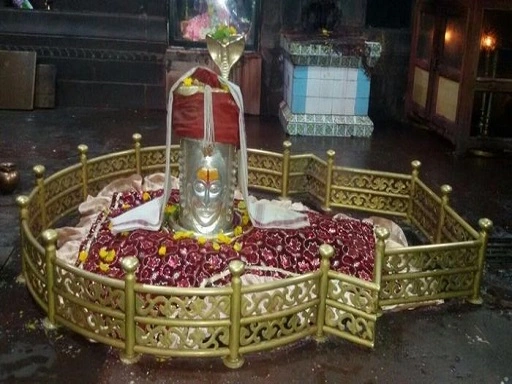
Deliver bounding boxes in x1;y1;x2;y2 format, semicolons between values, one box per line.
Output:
111;66;309;233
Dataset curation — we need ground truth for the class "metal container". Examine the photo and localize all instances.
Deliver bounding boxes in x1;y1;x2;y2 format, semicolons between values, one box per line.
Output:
0;162;20;194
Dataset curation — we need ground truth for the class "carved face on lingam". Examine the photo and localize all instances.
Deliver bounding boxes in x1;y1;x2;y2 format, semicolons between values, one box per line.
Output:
179;138;236;235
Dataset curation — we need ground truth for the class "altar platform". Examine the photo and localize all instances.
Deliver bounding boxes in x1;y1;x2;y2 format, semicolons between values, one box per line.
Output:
0;108;511;383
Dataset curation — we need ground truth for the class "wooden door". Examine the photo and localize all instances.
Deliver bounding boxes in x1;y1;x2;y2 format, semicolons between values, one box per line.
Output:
408;1;469;143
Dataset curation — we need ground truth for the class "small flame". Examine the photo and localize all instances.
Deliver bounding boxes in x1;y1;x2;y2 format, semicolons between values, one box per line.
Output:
481;34;496;51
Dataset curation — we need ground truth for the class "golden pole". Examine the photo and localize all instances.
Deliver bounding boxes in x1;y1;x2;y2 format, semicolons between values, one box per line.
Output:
78;144;89;201
33;165;47;230
42;229;59;330
281;140;292;200
468;218;493;305
315;243;334;341
435;185;452;244
322;149;335;212
16;195;30;284
133;133;142;176
374;226;389;315
407;160;421;221
223;259;245;369
120;256;141;364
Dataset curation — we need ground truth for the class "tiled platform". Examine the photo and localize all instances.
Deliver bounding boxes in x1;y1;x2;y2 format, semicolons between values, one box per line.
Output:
279;33;381;137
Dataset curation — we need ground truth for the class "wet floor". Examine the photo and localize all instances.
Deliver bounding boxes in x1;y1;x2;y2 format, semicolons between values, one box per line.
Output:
0;108;511;383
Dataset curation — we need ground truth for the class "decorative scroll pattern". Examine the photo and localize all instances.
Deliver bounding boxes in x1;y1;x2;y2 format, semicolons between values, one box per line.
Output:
238;279;318;347
134;293;231;350
289;156;310;174
136;324;230;350
383;248;479;274
239;307;316;347
325;306;375;343
305;158;327;182
332;171;410;196
136;293;230;320
24;267;48;306
328;279;377;314
241;279;318;318
410;185;440;240
46;189;83;224
305;176;325;201
141;148;166;168
23;239;46;278
380;273;474;302
247;171;281;191
54;266;125;340
55;266;125;311
288;174;307;193
331;190;409;213
27;198;43;234
88;155;137;181
44;169;82;201
247;152;283;173
440;210;476;243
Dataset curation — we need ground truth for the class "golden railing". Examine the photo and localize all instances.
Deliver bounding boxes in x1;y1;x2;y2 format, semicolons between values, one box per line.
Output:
17;134;492;367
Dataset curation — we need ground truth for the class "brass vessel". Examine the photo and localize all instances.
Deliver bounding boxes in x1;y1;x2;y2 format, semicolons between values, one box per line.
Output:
0;162;20;194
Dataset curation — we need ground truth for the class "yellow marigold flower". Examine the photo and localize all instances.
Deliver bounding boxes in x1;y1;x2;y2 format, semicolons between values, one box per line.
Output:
142;191;151;201
217;233;231;244
99;247;108;259
165;204;177;214
233;242;242;252
212;242;221;251
234;225;243;236
99;262;110;272
238;201;246;210
121;231;129;237
122;204;130;210
78;250;88;263
158;245;166;256
197;236;207;246
183;77;193;86
242;214;250;226
173;230;193;241
105;249;116;263
228;26;237;35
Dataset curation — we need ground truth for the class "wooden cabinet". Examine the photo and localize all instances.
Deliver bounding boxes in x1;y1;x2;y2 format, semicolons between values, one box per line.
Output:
406;0;512;153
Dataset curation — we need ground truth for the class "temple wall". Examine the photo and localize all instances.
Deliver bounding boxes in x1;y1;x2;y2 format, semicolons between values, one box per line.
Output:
0;0;411;122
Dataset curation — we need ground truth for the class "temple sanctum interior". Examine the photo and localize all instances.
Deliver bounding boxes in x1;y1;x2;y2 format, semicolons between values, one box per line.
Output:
0;1;511;383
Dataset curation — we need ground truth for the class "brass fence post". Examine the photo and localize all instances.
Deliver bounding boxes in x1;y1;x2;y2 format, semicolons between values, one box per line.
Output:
120;256;141;364
315;243;334;341
435;185;452;243
42;229;58;330
374;226;389;315
33;165;47;229
16;195;30;283
280;140;291;200
223;260;245;369
133;133;142;176
468;218;493;305
407;160;421;221
78;144;89;201
322;150;335;212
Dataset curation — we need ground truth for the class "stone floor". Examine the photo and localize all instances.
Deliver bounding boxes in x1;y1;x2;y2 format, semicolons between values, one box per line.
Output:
0;108;511;383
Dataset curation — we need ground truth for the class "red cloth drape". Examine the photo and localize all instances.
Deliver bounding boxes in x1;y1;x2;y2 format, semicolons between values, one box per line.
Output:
172;68;240;147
